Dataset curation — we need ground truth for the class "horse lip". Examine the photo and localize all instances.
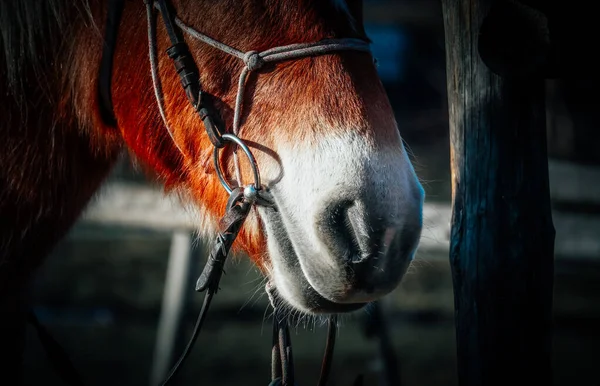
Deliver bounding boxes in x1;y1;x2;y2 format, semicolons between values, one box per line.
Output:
266;281;368;314
305;300;368;314
257;202;377;314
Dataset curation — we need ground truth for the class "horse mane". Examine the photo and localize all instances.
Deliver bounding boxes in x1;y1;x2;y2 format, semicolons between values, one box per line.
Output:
0;0;94;99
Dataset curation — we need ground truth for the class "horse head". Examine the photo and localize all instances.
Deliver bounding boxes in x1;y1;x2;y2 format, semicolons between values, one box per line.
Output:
100;0;424;314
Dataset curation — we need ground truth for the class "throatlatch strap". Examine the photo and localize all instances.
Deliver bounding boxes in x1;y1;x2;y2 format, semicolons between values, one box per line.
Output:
98;0;125;126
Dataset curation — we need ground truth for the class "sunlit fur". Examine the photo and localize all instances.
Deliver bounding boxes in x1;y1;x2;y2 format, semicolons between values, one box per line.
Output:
107;0;409;268
0;0;423;314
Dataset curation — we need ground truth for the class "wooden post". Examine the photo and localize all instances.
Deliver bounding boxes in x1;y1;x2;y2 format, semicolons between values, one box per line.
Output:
441;1;556;385
150;230;195;386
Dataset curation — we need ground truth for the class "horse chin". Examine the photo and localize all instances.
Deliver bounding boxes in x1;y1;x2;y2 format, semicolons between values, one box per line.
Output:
257;204;407;315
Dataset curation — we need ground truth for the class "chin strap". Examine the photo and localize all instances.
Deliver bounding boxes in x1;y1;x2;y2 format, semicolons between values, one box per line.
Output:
266;284;341;386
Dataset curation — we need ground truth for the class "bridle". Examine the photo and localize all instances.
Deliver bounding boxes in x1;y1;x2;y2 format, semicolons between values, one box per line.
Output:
144;0;372;192
49;0;373;385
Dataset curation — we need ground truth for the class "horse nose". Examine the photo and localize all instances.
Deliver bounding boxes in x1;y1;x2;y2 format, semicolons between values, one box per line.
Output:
316;199;392;265
315;197;421;300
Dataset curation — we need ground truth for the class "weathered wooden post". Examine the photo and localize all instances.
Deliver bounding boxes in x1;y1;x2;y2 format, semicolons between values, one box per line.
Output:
441;1;556;385
150;231;196;386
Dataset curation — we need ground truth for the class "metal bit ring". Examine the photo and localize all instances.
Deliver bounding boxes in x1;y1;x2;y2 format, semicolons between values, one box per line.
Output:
213;133;261;195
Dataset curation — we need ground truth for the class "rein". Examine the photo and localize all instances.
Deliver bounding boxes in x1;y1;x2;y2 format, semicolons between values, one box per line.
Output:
35;1;373;385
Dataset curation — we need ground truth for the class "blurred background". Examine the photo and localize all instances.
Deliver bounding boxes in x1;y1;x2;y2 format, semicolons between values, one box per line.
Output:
24;0;600;385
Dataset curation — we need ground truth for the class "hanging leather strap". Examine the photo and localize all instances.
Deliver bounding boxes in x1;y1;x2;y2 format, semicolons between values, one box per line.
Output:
98;0;126;126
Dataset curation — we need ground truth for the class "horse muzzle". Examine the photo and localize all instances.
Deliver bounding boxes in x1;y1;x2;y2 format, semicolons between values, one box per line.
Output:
257;134;424;313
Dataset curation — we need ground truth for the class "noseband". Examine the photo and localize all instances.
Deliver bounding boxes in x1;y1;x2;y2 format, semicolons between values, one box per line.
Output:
96;1;373;385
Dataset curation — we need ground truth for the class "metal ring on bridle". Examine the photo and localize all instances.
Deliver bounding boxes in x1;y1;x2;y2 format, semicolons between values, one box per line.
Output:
213;133;261;194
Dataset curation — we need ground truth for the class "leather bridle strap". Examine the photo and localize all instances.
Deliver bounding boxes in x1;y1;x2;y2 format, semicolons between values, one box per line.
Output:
271;313;296;386
317;316;338;386
146;0;371;187
271;316;339;386
267;286;339;386
98;0;125;126
148;0;226;150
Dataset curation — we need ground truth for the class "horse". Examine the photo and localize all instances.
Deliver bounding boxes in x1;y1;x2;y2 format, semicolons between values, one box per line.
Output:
0;0;424;382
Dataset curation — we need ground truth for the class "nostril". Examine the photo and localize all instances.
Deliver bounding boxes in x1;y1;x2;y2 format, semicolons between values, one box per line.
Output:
317;200;360;262
345;204;379;263
317;199;378;264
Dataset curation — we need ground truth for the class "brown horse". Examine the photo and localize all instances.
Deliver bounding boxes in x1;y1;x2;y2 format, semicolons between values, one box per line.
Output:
0;0;424;381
